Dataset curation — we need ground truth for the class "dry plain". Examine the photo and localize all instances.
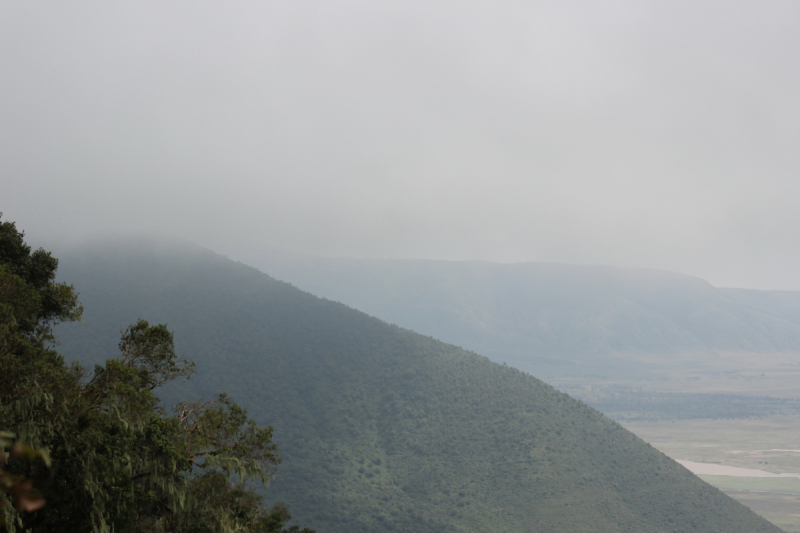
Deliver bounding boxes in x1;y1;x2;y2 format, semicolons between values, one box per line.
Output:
549;357;800;532
623;415;800;532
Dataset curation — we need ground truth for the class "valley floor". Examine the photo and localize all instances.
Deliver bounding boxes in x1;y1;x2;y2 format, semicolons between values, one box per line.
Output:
622;416;800;532
538;357;800;532
723;492;800;533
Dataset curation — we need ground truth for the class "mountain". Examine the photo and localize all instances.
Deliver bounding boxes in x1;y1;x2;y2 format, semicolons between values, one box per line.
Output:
243;253;800;376
722;288;800;326
53;239;781;533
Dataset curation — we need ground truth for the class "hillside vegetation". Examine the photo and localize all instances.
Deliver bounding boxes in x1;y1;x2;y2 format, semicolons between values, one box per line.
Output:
53;239;782;533
0;221;313;532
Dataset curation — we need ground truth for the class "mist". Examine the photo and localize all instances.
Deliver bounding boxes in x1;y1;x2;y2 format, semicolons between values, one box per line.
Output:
2;1;799;289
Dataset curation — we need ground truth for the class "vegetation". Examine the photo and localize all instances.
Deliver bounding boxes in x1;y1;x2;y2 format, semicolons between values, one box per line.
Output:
250;254;800;430
0;219;312;532
1;434;50;527
53;238;783;533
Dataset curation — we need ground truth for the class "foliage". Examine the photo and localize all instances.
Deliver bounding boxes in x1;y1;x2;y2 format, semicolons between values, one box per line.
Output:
54;239;783;533
0;218;311;533
0;217;81;344
0;432;50;528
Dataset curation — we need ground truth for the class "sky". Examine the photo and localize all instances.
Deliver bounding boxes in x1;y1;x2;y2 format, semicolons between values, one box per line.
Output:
2;1;799;290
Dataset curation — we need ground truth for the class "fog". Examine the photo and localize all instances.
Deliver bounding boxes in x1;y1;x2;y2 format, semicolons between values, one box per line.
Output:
2;1;799;289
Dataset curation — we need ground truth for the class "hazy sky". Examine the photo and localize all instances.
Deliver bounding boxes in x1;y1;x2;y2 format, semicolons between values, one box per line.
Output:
2;1;799;290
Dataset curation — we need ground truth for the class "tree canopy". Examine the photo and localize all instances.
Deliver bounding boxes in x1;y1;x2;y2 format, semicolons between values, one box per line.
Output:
0;216;312;532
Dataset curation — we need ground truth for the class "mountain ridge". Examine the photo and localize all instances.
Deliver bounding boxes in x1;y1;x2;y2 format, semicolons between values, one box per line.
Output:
240;253;800;375
52;239;782;533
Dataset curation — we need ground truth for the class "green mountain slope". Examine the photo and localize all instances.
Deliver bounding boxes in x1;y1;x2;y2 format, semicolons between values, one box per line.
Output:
243;253;800;375
53;240;781;533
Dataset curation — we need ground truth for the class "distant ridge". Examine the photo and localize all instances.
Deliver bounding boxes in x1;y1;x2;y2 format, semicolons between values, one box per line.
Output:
54;239;782;533
243;253;800;374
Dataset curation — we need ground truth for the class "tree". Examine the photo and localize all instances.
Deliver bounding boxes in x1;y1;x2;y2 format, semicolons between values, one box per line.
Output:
0;216;313;533
0;432;50;529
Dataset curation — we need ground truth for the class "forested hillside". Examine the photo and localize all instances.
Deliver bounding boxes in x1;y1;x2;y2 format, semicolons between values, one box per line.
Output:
243;253;800;375
1;223;312;532
50;239;782;533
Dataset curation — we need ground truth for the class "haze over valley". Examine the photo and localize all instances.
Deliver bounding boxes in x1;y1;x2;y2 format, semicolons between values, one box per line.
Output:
3;1;800;531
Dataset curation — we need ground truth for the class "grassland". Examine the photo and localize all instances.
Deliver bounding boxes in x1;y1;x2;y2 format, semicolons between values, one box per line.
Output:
553;356;800;399
621;416;800;472
623;415;800;531
698;476;800;493
727;492;800;533
555;367;800;531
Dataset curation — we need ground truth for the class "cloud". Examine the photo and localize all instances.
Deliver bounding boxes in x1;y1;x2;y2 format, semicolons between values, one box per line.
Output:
2;0;799;289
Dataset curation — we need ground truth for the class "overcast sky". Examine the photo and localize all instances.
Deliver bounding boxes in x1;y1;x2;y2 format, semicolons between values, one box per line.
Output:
2;1;799;289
